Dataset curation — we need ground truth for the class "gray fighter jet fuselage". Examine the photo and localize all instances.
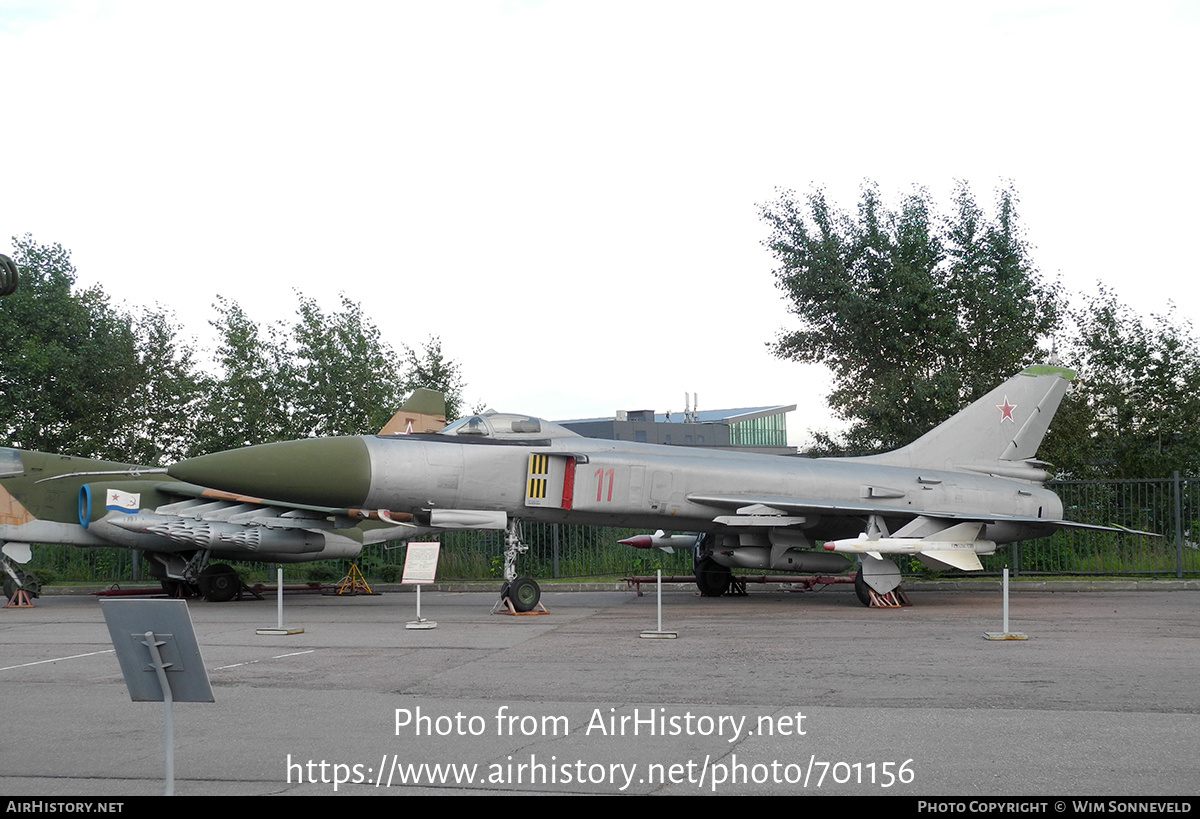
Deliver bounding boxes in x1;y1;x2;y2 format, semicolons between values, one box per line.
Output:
165;366;1091;605
324;428;1063;543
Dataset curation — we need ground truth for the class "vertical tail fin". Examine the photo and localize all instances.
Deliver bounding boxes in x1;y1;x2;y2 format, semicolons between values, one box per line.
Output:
378;389;447;435
855;365;1074;478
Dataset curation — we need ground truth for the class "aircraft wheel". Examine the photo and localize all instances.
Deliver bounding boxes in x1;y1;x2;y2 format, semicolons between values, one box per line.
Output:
506;576;541;612
199;564;240;603
3;571;41;600
854;567;872;607
694;557;731;597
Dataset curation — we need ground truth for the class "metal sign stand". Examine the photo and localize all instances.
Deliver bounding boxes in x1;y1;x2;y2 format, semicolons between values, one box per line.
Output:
404;542;440;630
640;570;678;639
100;599;215;796
984;567;1029;641
257;568;305;635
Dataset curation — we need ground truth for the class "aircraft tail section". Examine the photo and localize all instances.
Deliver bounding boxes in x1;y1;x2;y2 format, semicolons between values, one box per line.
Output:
853;365;1074;479
378;388;447;435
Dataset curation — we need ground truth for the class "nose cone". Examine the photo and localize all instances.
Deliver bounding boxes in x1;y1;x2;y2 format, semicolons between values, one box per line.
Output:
169;436;372;508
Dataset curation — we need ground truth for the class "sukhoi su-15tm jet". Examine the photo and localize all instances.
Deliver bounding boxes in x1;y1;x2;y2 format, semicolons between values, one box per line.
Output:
151;364;1120;609
1;366;1127;609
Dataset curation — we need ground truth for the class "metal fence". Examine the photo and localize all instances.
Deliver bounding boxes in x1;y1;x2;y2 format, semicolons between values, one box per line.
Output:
984;473;1199;578
23;476;1200;584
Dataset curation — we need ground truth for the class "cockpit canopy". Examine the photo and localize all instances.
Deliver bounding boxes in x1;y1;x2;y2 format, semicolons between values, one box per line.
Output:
0;448;23;477
439;412;580;440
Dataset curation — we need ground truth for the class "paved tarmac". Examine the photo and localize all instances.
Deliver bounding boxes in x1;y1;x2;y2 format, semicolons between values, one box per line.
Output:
1;582;1197;796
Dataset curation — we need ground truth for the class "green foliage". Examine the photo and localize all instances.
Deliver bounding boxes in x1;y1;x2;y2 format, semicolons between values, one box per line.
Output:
1043;287;1200;479
121;308;208;464
401;336;466;420
194;293;423;448
304;563;339;582
762;182;1060;454
290;294;406;437
192;297;296;452
1;236;205;464
1;236;140;458
2;237;469;461
630;554;667;574
1017;539;1081;573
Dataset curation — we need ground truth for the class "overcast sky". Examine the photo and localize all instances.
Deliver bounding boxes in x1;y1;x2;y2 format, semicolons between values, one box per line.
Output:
2;1;1196;446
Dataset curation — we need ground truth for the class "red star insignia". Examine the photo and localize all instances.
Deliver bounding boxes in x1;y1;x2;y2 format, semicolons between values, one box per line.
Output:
997;397;1017;423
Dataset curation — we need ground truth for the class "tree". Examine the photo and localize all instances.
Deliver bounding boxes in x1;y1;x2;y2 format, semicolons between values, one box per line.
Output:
120;308;207;464
191;297;296;452
401;335;466;420
196;295;437;449
0;235;142;459
1042;287;1200;479
0;236;207;464
3;240;467;458
290;293;406;437
762;181;1060;454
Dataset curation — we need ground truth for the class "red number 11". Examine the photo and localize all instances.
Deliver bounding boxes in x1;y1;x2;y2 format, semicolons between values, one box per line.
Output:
594;468;614;502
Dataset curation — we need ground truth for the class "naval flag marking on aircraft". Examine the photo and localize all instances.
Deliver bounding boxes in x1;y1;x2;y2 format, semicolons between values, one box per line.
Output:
106;489;140;513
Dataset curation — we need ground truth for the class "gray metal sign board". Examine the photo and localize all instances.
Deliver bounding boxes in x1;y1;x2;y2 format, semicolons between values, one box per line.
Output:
100;599;214;703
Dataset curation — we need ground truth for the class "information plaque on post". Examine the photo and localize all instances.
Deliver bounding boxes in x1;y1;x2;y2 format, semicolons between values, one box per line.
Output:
403;542;441;630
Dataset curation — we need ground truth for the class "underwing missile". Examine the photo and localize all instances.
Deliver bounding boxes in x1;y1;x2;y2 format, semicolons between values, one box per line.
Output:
822;535;996;556
618;530;700;553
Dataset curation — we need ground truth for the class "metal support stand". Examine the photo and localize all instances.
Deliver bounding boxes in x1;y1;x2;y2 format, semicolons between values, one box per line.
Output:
142;631;176;796
406;584;438;629
333;563;375;596
984;568;1028;640
5;589;34;608
868;587;910;608
640;570;677;639
491;595;550;615
257;568;305;635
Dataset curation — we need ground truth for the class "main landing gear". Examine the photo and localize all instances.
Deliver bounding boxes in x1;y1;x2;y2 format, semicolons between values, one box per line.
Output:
198;563;240;602
694;555;732;597
692;533;736;597
686;533;909;606
854;556;909;608
151;552;242;602
1;556;41;605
